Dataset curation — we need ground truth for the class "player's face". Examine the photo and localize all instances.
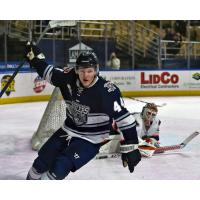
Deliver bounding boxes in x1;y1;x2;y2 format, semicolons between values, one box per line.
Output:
144;108;157;123
77;67;96;88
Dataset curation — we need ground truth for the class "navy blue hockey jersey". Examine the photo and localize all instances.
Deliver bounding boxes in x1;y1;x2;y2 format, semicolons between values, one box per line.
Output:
31;60;138;144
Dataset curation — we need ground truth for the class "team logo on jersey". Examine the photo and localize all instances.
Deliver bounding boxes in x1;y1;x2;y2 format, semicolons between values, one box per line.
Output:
33;76;46;93
104;82;116;92
67;101;90;126
1;75;15;96
63;66;73;74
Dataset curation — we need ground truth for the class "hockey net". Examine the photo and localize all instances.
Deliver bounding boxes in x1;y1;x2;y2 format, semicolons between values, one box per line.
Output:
31;87;66;150
31;87;121;155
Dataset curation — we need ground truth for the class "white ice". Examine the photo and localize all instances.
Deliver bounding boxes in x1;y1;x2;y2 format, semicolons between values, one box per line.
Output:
1;96;200;180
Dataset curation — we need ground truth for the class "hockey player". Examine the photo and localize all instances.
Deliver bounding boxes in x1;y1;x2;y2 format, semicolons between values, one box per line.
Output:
135;103;161;147
133;103;161;157
25;42;141;180
110;103;161;157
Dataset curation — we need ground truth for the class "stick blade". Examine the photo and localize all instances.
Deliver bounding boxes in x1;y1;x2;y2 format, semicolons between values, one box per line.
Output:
49;20;77;28
157;103;167;107
181;131;200;146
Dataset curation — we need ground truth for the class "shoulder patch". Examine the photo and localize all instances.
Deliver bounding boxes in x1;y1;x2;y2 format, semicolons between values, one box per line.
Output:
63;67;73;74
104;81;116;92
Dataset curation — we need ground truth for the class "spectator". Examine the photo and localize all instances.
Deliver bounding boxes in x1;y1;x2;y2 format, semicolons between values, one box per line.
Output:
164;28;175;41
107;52;120;70
174;20;187;37
169;32;182;55
164;28;182;55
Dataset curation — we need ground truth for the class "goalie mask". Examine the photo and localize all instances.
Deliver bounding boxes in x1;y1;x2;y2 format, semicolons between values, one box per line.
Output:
141;103;158;123
75;52;99;74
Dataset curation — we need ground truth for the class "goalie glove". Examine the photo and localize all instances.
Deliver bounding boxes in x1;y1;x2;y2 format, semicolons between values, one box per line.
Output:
120;141;141;173
138;145;157;157
138;137;159;157
25;41;45;66
144;137;160;148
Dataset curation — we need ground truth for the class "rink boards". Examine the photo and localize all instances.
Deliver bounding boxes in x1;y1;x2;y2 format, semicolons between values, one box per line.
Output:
1;69;200;104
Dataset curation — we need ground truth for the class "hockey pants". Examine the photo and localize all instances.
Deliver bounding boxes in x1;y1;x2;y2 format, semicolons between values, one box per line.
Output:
32;128;101;179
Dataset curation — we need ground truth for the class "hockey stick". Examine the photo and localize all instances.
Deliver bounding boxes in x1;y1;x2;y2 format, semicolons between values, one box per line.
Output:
154;131;200;153
0;20;77;98
95;131;200;159
130;97;167;107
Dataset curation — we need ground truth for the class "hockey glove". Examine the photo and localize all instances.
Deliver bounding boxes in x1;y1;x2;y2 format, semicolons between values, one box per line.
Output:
120;141;141;173
144;137;160;148
25;41;45;66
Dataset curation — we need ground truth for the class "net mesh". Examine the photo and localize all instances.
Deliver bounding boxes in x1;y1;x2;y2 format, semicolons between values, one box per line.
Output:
31;87;66;150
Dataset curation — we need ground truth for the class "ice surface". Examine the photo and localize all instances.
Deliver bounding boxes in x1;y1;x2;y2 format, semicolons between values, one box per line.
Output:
1;96;200;180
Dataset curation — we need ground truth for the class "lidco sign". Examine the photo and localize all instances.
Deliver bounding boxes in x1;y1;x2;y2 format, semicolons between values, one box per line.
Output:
141;72;179;84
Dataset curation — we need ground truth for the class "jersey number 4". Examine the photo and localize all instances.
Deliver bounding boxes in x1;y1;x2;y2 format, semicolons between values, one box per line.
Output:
114;98;124;112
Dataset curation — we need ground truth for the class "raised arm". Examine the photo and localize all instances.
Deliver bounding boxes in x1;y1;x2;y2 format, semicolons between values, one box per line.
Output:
25;41;73;87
